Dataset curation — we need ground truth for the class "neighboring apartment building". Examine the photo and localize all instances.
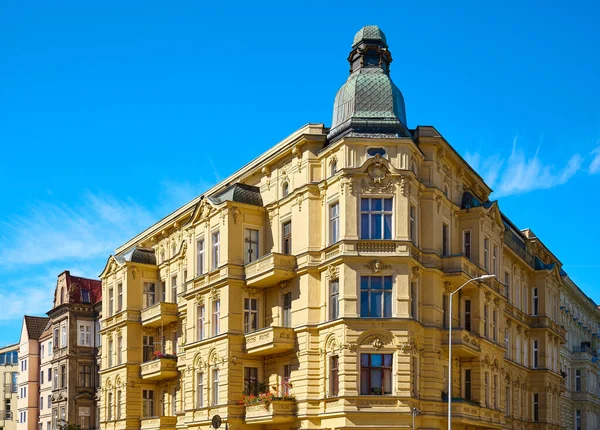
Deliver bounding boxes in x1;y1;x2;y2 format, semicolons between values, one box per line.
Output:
0;344;18;430
47;271;102;430
38;323;53;430
97;26;600;430
18;316;49;430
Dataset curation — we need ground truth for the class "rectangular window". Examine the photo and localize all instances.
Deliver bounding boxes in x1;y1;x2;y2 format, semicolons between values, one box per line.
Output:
409;206;416;244
212;300;220;336
117;336;123;365
442;223;449;256
282;292;292;328
505;329;510;358
504;272;511;300
484;305;488;338
463;230;471;259
61;326;67;348
196;373;204;408
576;410;581;430
575;369;581;392
360;197;393;240
53;367;58;389
79;365;92;387
360;354;392;395
212;369;220;406
196;238;205;276
60;365;66;388
117;283;123;311
171;275;177;303
492;244;498;275
282;364;292;396
505;385;510;416
516;335;521;364
107;392;113;420
282;221;292;254
492;309;497;342
532;288;539;316
533;340;539;369
360;276;392;318
442;294;448;328
493;374;498;408
108;339;114;367
142;390;154;418
116;390;122;419
330;355;339;397
243;367;258;395
515;280;520;309
197;305;205;341
41;344;45;358
41;370;44;384
484;372;490;407
464;299;471;331
533;393;539;422
108;287;114;316
329;279;339;320
78;321;92;347
172;387;179;415
143;282;156;308
410;281;418;319
245;228;259;263
484;237;490;271
143;336;154;362
244;298;258;333
212;231;220;269
330;202;340;244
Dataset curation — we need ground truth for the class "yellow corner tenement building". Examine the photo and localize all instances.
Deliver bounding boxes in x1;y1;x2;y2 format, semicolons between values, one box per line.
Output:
98;26;600;430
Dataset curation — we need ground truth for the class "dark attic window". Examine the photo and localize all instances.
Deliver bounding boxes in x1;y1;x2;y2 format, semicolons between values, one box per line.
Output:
81;289;91;304
367;148;386;157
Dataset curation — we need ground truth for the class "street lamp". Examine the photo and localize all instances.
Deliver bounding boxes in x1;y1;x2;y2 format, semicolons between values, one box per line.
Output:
447;274;495;430
412;407;422;430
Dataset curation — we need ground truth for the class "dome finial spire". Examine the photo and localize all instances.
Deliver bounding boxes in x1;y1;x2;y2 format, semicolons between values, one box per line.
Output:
327;26;410;143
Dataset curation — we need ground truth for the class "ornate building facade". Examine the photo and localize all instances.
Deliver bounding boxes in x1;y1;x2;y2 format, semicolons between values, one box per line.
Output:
97;26;600;430
0;344;18;430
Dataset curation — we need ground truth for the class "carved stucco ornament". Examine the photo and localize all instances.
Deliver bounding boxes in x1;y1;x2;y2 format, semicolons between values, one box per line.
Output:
365;260;391;273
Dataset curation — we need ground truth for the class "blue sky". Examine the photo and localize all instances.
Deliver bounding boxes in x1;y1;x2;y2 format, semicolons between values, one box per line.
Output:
0;0;599;346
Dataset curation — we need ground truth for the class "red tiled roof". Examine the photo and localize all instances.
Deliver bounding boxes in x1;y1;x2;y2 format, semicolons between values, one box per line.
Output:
64;271;102;304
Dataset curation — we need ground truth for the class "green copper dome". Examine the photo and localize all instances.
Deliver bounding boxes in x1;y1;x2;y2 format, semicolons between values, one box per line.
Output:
328;26;410;142
352;25;388;48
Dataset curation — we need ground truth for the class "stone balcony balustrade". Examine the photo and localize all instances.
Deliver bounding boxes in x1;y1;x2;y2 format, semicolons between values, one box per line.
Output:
245;253;297;287
141;302;179;328
245;326;296;356
140;358;179;381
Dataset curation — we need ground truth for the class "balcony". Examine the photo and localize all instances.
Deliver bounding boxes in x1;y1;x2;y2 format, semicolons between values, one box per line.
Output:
572;346;598;363
530;315;567;339
245;253;297;287
245;400;297;424
140;358;179;381
141;302;178;328
441;255;480;279
245;326;296;356
503;229;535;268
442;329;481;358
140;416;177;430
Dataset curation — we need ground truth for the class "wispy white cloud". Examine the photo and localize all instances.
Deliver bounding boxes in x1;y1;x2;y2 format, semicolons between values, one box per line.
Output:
0;192;155;267
466;137;584;198
590;146;600;174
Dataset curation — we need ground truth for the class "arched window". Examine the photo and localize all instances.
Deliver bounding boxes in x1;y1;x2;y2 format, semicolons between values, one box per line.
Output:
330;160;338;177
282;182;289;197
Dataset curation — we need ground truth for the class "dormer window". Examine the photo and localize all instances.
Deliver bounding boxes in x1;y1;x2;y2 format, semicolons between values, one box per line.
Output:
367;148;386;158
282;182;289;197
81;289;91;304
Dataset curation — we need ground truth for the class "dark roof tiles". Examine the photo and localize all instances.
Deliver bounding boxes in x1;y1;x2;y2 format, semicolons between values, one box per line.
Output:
23;316;50;340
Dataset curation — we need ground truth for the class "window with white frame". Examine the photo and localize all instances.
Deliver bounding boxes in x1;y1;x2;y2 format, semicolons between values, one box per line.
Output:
410;280;418;319
329;355;339;396
212;231;220;270
171;275;177;303
504;271;511;300
483;304;489;338
532;339;539;369
329;279;339;320
78;321;93;347
197;305;205;341
282;221;292;255
464;299;472;331
117;283;123;311
492;244;498;275
212;369;220;405
196;372;204;408
117;336;122;365
409;205;417;244
282;364;292;396
244;367;259;395
505;329;510;358
282;292;292;327
532;288;539;316
360;197;392;239
483;236;490;271
212;300;220;336
143;282;156;308
61;326;67;348
108;287;114;316
243;298;258;333
360;276;392;318
330;202;340;244
532;393;539;422
196;238;205;276
142;390;154;418
244;228;259;263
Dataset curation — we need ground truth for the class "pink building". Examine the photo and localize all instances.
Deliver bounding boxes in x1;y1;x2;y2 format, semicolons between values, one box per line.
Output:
18;316;49;430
